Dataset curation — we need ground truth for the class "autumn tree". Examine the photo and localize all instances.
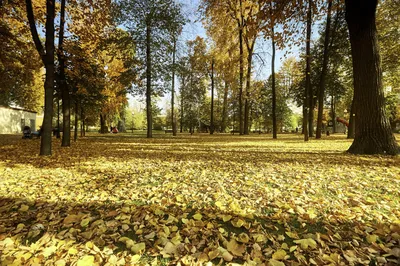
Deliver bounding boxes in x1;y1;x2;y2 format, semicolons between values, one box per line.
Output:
0;2;43;111
25;0;55;155
345;0;399;154
116;0;185;138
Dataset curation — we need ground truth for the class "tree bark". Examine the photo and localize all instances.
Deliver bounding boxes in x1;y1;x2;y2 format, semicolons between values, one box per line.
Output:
331;95;336;133
146;23;152;138
271;21;277;139
221;80;228;133
26;0;55;155
238;24;244;135
210;58;215;134
347;98;355;138
180;75;185;133
171;37;177;136
303;0;312;141
58;0;70;147
74;100;78;142
244;44;254;135
316;0;333;139
345;0;399;154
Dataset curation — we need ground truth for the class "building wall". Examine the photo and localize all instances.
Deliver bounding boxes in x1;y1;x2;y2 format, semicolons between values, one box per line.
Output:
0;106;37;134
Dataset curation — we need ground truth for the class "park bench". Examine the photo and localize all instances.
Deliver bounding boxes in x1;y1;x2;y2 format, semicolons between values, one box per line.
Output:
230;130;240;135
165;129;173;134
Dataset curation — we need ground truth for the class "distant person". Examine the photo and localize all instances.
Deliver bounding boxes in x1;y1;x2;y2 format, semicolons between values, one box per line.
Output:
295;127;299;133
112;127;118;134
22;126;31;139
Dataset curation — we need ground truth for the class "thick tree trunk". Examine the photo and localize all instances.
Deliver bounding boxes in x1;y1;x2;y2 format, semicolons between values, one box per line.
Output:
347;99;355;138
100;114;107;133
56;94;60;138
171;38;177;136
146;23;152;138
210;58;215;134
221;80;228;133
316;0;333;139
26;0;55;155
303;0;312;141
345;0;399;154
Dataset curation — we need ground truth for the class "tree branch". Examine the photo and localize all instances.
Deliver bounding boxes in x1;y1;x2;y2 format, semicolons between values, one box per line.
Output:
25;0;45;63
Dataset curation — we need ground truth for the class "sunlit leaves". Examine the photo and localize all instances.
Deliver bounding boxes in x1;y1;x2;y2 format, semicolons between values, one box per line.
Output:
0;134;399;264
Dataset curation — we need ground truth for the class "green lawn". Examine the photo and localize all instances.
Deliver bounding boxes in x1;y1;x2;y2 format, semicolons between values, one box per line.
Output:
0;133;399;265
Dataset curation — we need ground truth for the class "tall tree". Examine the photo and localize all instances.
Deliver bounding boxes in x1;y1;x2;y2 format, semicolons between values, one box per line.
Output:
58;0;70;147
116;0;185;138
303;0;312;141
345;0;399;155
315;0;333;139
25;0;55;155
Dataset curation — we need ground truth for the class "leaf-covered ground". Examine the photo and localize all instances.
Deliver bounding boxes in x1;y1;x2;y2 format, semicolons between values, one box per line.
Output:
0;133;399;266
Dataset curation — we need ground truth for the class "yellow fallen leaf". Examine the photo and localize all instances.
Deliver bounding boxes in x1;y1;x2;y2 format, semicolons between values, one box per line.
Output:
68;247;78;255
132;254;141;263
268;259;285;266
366;234;378;243
215;201;223;208
222;251;233;261
293;238;317;249
19;204;29;212
237;233;250;243
285;231;298;239
80;218;91;228
54;259;66;266
231;218;245;228
131;242;146;254
193;213;202;220
43;246;57;257
222;215;232;222
272;249;287;260
77;255;95;266
227;239;245;256
208;249;220;260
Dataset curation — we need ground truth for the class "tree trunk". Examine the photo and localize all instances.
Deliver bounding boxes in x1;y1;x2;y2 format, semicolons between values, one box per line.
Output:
180;76;184;133
238;23;244;135
244;46;253;135
309;99;314;137
58;0;70;147
100;114;107;133
316;0;333;139
56;93;60;138
303;0;312;142
171;37;177;136
26;0;55;155
221;80;228;133
345;0;399;154
347;98;355;138
210;58;215;135
74;100;78;142
271;22;277;139
80;107;85;137
331;95;336;133
146;23;152;138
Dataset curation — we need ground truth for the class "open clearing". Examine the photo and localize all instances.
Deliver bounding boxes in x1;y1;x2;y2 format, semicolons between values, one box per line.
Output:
0;134;399;265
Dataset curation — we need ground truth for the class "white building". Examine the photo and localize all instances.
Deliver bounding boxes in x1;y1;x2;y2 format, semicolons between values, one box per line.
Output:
0;106;37;134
